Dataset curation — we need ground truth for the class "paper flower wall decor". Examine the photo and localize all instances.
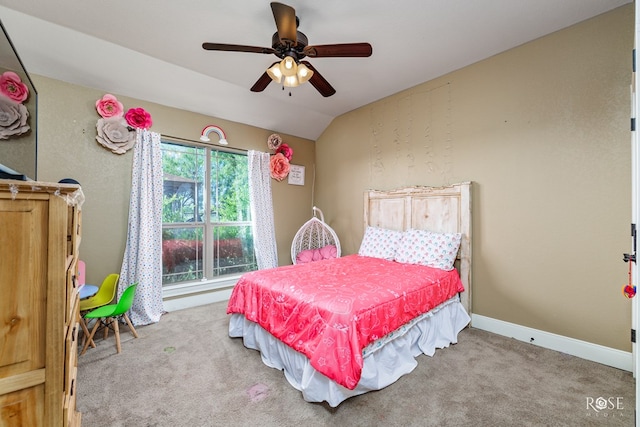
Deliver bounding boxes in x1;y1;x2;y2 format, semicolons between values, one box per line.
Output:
95;94;123;118
0;71;30;140
267;133;283;150
267;133;294;181
270;153;291;181
95;94;153;154
125;107;153;129
276;143;293;161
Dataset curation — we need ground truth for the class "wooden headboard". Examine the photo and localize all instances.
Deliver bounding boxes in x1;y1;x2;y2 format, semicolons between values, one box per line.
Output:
364;182;472;314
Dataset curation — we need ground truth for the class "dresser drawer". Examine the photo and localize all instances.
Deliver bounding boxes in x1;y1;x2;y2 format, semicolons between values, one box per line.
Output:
66;206;82;260
69;410;81;427
66;263;80;325
64;320;79;396
62;377;78;427
72;208;81;259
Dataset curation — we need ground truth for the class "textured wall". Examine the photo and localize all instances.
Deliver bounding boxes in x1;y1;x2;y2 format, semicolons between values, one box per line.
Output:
33;76;315;285
315;5;633;351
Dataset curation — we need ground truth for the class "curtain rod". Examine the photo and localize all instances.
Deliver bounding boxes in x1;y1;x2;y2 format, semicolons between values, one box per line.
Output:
162;134;248;153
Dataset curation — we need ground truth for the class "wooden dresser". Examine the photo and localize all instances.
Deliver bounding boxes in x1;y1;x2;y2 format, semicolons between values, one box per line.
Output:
0;180;83;426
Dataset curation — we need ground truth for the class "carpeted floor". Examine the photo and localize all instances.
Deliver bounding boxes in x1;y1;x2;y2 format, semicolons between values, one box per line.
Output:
76;301;634;426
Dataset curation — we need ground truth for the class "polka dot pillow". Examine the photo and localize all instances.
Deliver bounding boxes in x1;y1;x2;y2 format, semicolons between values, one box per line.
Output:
395;229;462;270
358;226;403;260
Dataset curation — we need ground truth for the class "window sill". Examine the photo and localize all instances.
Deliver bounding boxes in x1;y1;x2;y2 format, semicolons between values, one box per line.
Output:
162;274;242;299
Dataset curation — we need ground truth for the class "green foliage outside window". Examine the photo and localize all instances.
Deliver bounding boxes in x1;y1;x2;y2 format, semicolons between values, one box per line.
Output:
161;140;256;285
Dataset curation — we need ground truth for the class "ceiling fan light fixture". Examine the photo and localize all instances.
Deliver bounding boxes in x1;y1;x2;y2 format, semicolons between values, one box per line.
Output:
203;2;371;97
279;55;298;77
296;63;313;84
266;63;283;83
283;75;300;88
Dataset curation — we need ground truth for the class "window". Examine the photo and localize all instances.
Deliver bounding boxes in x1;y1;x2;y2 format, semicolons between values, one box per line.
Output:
161;139;256;286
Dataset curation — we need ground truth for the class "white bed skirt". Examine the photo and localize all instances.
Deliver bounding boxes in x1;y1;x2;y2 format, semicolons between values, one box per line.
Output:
228;296;471;407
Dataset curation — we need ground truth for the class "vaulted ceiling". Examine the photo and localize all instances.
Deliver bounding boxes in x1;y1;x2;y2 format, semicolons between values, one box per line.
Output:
0;1;631;140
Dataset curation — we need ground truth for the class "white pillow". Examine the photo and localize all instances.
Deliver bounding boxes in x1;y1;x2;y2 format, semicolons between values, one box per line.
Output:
395;229;462;270
358;226;403;260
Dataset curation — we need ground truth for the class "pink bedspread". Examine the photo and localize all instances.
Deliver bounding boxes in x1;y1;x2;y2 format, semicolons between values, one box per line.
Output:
227;254;464;390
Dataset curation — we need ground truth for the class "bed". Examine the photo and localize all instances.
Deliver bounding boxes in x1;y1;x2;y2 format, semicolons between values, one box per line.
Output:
227;182;472;407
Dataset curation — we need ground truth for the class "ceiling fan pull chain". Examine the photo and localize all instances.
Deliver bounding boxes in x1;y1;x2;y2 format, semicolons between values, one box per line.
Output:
279;85;292;96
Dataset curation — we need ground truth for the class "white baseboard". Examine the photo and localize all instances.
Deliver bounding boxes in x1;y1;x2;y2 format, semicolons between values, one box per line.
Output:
162;296;633;372
471;313;632;372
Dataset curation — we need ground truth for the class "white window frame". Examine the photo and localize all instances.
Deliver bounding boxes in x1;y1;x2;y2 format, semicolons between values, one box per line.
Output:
160;137;255;301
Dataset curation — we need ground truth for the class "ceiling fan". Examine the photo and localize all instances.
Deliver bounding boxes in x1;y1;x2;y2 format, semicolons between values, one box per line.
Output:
202;2;373;97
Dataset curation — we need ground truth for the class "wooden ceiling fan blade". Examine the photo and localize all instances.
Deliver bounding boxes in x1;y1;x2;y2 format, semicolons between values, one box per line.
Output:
250;71;274;92
303;43;372;58
301;61;336;97
202;43;275;55
271;2;297;45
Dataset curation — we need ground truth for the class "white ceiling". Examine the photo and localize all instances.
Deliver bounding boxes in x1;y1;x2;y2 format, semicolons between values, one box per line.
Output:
0;0;631;140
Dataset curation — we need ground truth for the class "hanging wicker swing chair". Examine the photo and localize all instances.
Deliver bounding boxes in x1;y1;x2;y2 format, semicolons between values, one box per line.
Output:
291;207;341;264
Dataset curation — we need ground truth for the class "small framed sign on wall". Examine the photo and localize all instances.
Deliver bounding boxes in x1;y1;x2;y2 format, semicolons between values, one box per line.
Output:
288;164;305;186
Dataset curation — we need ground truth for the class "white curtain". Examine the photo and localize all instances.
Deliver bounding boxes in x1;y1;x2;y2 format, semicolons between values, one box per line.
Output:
119;129;164;325
248;150;278;269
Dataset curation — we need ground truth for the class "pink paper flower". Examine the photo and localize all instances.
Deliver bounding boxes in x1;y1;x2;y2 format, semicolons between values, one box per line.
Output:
276;143;293;161
270;153;290;181
125;107;153;129
96;94;124;118
0;71;29;103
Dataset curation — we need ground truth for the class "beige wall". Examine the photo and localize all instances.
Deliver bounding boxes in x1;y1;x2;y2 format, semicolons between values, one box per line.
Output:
33;76;315;287
28;4;633;352
315;5;633;351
